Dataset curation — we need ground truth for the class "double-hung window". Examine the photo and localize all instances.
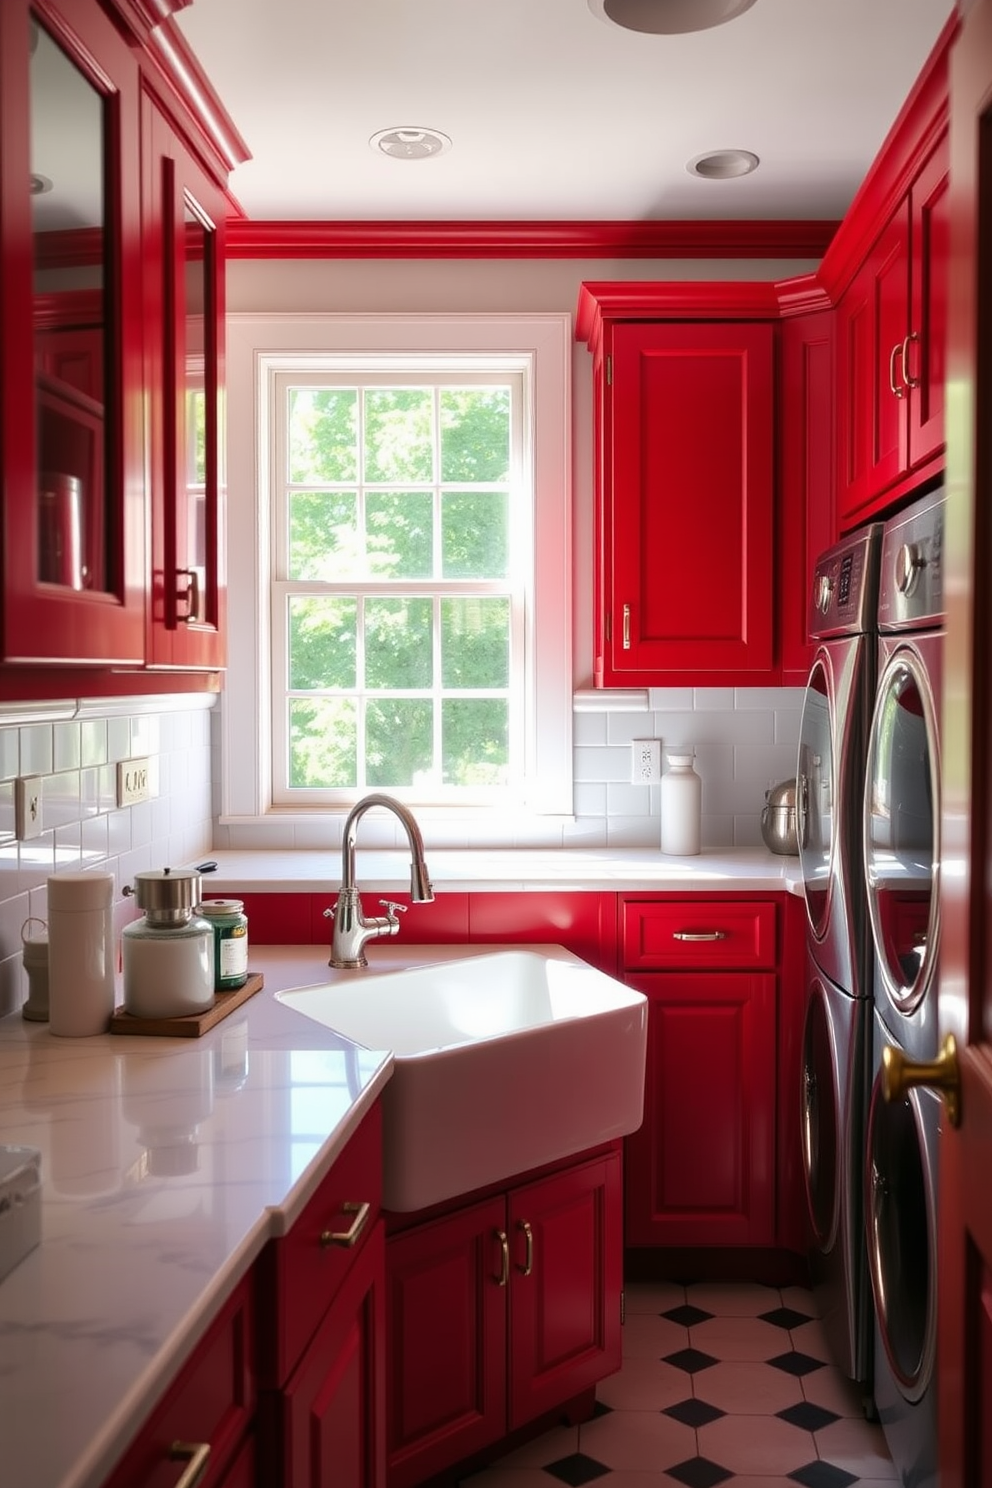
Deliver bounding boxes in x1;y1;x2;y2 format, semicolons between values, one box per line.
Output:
222;315;572;825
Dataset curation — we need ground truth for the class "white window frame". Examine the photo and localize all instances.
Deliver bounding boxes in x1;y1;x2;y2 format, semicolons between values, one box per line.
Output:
221;314;573;827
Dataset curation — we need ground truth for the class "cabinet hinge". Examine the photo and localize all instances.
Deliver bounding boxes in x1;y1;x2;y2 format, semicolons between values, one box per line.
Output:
606;354;613;387
620;1288;625;1326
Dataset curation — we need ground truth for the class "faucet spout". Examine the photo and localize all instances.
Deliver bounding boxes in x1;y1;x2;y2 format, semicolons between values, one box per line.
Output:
328;793;434;968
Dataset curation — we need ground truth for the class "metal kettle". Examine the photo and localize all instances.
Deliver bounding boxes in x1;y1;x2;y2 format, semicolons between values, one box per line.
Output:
760;778;799;855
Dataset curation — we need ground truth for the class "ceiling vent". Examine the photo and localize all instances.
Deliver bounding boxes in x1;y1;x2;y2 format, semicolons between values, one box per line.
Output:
588;0;757;34
370;128;452;161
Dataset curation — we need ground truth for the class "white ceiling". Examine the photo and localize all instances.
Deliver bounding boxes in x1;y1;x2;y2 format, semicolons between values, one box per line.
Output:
173;0;954;224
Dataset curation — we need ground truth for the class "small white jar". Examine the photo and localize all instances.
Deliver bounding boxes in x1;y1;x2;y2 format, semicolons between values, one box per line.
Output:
661;750;702;856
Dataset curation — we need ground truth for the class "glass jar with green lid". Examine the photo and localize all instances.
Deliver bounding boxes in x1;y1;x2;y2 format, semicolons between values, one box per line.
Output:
197;899;249;991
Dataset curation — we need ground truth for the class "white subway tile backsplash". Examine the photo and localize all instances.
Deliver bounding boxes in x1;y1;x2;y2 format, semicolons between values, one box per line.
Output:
20;724;53;776
0;729;17;782
693;688;735;710
80;718;108;768
107;716;130;763
53;721;81;771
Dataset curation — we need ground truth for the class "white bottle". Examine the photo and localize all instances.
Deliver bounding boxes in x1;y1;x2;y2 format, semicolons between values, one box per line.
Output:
47;872;116;1036
661;751;702;856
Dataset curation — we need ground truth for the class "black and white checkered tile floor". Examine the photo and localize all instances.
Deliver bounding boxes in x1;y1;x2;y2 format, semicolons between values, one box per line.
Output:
463;1281;893;1487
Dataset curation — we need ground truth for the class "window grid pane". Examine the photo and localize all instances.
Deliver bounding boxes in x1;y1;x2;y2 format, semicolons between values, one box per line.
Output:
274;369;521;802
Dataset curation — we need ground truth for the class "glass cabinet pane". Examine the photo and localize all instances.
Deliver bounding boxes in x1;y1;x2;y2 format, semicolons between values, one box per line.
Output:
30;17;110;593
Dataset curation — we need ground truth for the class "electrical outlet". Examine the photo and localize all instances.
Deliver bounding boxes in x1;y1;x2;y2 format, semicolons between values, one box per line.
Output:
15;776;43;840
630;739;662;784
117;756;158;807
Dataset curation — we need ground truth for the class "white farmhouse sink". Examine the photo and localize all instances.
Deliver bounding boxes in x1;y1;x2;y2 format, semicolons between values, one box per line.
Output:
276;948;648;1212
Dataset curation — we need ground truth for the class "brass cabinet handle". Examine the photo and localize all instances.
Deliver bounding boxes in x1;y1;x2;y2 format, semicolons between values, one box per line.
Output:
672;930;728;942
622;603;631;650
169;1441;211;1488
881;1033;961;1128
517;1219;534;1277
902;330;921;389
320;1200;372;1248
177;568;201;623
889;341;905;398
494;1228;510;1286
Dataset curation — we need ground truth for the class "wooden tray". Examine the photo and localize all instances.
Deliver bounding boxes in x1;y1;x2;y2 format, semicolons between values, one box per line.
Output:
109;972;264;1038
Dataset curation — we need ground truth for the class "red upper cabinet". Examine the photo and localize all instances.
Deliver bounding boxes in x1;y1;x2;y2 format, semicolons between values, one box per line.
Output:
142;90;227;670
577;286;778;687
835;128;949;529
0;0;147;668
778;308;835;683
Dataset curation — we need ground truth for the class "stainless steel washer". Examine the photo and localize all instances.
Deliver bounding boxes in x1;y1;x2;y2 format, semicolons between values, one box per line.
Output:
865;1008;940;1488
863;485;944;1484
797;523;881;1390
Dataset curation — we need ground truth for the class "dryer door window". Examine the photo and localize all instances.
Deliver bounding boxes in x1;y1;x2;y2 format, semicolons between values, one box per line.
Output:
865;1072;937;1400
798;655;835;942
801;979;839;1248
864;650;940;1012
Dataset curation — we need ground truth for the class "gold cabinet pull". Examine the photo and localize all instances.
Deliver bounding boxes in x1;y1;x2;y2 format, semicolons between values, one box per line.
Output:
902;330;921;389
517;1219;534;1277
881;1033;961;1128
672;930;728;942
169;1441;211;1488
622;604;631;650
889;342;905;398
320;1200;372;1248
494;1228;510;1286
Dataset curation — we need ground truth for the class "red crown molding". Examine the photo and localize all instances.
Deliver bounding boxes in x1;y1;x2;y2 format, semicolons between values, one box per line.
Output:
575;280;784;347
225;218;839;262
34;288;103;330
143;16;251;176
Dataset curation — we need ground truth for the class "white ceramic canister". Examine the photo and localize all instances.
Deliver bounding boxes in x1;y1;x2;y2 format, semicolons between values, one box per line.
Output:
122;869;214;1019
660;750;702;856
47;871;116;1036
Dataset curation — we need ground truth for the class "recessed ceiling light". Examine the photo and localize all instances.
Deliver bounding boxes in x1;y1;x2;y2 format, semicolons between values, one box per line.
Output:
370;127;452;161
587;0;757;34
30;173;53;195
686;149;760;179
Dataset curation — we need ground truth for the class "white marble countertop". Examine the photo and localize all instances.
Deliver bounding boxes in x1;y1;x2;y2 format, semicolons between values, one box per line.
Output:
0;944;404;1488
204;845;805;895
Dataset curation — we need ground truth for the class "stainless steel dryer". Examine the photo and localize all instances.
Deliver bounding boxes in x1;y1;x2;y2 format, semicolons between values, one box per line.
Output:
797;523;881;1392
863;486;944;1488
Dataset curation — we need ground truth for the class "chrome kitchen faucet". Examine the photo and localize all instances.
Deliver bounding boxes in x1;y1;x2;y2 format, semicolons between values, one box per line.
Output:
326;793;434;968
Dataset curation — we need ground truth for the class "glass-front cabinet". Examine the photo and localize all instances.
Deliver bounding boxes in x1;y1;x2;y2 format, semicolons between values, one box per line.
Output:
1;0;146;668
143;91;226;670
0;0;234;688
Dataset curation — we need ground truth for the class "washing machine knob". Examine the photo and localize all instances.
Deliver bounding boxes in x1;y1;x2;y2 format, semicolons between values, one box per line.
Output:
895;540;926;596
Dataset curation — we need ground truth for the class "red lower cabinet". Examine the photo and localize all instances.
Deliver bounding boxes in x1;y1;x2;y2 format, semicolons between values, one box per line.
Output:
620;896;781;1250
386;1150;622;1488
624;970;777;1248
282;1219;386;1488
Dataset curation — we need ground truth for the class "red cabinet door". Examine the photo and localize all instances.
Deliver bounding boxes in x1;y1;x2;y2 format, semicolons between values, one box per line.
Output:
1;0;147;667
386;1197;507;1488
779;311;836;680
283;1218;386;1488
143;91;227;670
624;970;777;1248
508;1152;622;1429
907;132;949;471
605;320;775;683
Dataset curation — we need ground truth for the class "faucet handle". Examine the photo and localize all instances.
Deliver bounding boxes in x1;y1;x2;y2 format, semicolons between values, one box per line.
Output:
379;899;407;919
